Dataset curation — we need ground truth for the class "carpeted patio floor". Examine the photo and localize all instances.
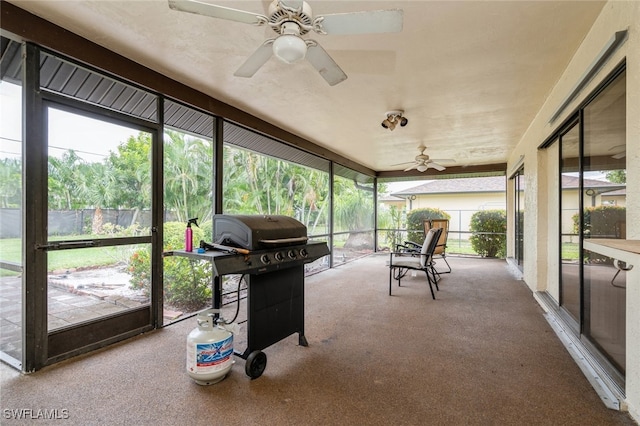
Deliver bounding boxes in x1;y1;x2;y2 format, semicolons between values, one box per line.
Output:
0;254;636;425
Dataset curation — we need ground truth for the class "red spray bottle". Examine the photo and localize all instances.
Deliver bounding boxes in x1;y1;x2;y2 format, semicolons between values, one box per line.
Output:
185;218;199;252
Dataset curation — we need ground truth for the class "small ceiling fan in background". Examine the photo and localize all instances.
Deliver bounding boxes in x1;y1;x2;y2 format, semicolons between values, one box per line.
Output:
608;144;626;159
393;145;455;172
168;0;403;86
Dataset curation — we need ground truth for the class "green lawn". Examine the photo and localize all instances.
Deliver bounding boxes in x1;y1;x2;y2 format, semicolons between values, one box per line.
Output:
444;239;477;255
562;242;580;260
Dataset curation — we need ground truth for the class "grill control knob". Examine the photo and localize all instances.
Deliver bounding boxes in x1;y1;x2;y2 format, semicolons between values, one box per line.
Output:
274;252;285;261
299;248;308;258
288;250;296;259
260;254;271;264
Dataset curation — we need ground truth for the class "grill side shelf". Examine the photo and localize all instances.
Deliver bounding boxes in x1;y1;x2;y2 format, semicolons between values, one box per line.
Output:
164;241;329;276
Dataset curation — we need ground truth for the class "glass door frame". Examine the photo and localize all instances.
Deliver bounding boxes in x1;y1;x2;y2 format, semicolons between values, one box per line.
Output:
512;166;525;269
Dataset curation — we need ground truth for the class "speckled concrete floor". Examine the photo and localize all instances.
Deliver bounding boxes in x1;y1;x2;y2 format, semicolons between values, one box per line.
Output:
1;255;636;425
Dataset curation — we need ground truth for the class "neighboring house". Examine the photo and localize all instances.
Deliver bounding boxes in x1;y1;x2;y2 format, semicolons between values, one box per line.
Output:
567;175;626;208
388;176;507;238
377;193;405;211
383;175;625;240
601;188;627;207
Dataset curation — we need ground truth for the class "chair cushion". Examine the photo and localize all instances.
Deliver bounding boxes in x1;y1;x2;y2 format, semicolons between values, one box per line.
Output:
420;228;438;267
390;258;421;268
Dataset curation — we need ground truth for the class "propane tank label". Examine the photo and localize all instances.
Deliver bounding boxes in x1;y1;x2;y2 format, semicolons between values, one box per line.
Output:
187;335;234;373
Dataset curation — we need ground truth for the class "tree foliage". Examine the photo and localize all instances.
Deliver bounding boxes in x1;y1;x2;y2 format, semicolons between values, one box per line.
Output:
164;130;213;223
0;158;21;208
222;146;330;235
605;169;626;184
48;149;85;210
406;208;450;243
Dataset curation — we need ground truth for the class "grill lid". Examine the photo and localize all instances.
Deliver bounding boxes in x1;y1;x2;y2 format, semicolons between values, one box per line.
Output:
213;214;307;250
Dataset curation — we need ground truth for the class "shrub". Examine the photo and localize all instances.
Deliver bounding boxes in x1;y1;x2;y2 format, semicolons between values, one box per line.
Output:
129;220;214;311
573;205;626;238
469;210;506;258
573;205;626;264
406;208;450;243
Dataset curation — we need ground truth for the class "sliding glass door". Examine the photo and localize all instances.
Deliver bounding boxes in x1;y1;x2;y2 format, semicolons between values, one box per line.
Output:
582;70;627;376
553;66;627;383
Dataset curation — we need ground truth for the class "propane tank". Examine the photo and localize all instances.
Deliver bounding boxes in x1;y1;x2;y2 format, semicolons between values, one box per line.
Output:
186;309;234;385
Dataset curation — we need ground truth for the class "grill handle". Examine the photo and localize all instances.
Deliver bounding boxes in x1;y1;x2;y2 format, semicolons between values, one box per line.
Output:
259;237;308;247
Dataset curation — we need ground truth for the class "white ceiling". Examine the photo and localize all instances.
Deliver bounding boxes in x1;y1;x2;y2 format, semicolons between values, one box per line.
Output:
9;0;606;173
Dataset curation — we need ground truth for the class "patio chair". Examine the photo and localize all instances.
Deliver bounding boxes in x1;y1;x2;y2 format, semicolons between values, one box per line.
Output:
424;219;452;274
388;227;442;299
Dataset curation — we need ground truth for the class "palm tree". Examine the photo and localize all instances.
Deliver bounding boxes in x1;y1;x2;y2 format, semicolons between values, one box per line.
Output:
48;150;84;210
80;162;118;234
164;129;214;223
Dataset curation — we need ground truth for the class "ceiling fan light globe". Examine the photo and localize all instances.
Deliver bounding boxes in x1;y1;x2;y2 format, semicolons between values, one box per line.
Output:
273;35;307;63
417;164;428;172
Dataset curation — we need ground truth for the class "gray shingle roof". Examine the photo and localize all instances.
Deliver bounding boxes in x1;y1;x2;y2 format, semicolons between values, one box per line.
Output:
391;176;506;196
390;175;625;197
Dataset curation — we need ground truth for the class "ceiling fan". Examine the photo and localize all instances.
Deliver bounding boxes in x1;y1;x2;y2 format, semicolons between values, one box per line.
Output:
168;0;403;86
394;145;455;173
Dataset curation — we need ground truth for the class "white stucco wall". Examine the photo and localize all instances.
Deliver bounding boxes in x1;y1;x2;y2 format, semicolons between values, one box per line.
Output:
506;0;639;419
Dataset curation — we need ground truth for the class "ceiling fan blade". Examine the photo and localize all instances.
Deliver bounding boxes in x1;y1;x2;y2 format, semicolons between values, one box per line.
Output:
390;161;413;167
430;162;446;172
404;164;418;172
279;0;304;9
315;9;403;35
305;42;348;86
234;40;274;78
168;0;267;25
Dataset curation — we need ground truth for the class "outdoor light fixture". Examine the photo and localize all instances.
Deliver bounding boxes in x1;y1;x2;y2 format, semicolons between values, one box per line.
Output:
272;22;308;64
381;110;408;131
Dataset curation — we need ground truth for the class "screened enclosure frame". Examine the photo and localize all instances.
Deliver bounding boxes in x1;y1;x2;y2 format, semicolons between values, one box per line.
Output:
1;34;379;372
